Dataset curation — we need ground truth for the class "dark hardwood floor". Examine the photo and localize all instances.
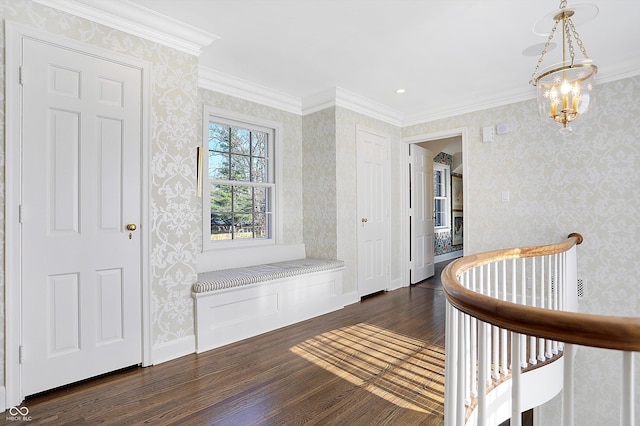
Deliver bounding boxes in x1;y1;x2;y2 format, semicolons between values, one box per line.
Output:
16;260;522;425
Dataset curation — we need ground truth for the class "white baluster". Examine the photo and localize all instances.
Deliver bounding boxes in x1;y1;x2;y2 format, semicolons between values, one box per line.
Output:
466;269;479;401
552;254;559;355
471;316;478;397
444;302;458;426
562;343;575;426
457;310;466;425
511;331;522;426
478;320;488;426
545;255;553;359
621;351;635;426
464;313;471;406
488;264;499;380
512;259;517;303
529;257;537;365
501;261;508;375
520;258;527;367
538;255;546;362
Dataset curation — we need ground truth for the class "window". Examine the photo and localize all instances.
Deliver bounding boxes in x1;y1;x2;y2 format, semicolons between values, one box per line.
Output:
433;163;450;229
203;109;277;248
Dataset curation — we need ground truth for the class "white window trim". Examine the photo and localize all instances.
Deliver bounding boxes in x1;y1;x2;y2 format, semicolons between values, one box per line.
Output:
202;106;283;251
433;162;451;232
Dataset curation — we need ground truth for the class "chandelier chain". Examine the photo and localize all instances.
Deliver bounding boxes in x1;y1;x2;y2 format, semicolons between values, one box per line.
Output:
564;18;576;66
529;20;560;86
567;18;590;59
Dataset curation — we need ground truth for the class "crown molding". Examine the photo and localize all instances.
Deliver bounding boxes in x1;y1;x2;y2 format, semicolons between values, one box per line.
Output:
597;60;640;85
198;66;302;115
402;62;640;127
402;89;536;128
32;0;219;56
302;87;403;127
197;70;404;126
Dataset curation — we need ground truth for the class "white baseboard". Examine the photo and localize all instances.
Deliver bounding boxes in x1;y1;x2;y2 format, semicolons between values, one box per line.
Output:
387;277;403;291
151;335;196;365
435;250;463;264
342;290;361;306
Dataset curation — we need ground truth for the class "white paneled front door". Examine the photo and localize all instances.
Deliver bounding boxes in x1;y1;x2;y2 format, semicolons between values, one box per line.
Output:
356;127;390;297
410;145;435;283
20;37;143;395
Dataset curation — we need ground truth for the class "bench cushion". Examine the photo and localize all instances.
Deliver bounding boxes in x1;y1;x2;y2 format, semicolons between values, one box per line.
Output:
193;258;345;293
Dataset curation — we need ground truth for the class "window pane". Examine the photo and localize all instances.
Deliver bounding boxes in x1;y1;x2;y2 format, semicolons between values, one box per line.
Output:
209;151;229;180
209;123;229;152
434;170;443;197
230;128;250;155
252;131;267;158
435;198;444;227
230;153;251;182
253;213;267;239
211;184;232;212
210;213;232;240
233;186;253;213
252;157;267;183
254;187;269;213
233;213;252;239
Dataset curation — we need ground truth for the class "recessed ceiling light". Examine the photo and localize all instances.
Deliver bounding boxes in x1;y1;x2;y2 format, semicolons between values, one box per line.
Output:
396;89;406;94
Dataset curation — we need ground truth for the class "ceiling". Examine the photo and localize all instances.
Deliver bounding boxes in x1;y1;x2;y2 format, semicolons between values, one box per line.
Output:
119;1;640;122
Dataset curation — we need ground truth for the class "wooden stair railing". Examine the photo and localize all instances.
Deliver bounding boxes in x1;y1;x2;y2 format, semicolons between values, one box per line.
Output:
441;233;639;426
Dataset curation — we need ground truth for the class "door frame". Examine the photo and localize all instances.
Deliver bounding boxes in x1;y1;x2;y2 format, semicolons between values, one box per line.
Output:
401;128;468;287
4;22;152;408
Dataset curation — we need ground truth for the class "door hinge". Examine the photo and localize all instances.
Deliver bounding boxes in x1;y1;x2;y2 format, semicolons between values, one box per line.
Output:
19;66;24;85
19;345;24;364
19;204;24;224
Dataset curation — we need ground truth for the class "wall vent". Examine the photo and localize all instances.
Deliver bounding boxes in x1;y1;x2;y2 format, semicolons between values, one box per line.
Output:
577;278;586;299
549;277;586;299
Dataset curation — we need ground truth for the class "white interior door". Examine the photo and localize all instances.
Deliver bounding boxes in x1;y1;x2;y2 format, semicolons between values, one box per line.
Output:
356;128;390;297
410;145;435;283
20;38;143;396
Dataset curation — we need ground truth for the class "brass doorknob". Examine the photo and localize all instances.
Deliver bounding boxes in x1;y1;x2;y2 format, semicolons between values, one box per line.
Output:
126;224;137;231
361;217;368;223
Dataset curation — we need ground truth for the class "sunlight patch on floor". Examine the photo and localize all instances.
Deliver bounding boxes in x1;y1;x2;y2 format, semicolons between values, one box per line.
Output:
290;323;445;414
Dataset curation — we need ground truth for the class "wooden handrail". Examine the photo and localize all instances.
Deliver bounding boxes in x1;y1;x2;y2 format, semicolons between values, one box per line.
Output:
442;233;640;352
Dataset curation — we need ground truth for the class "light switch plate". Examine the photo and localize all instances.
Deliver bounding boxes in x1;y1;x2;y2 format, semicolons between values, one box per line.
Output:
482;125;495;143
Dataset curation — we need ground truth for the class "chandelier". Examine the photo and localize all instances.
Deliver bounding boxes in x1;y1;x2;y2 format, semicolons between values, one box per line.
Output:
529;0;598;134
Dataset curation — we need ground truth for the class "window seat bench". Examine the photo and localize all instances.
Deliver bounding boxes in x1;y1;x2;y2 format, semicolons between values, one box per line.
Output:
192;259;345;353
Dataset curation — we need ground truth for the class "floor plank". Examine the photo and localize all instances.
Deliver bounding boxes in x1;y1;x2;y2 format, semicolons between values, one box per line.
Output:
22;262;453;425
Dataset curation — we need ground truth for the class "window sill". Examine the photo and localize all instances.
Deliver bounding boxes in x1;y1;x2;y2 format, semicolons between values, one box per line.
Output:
197;242;306;273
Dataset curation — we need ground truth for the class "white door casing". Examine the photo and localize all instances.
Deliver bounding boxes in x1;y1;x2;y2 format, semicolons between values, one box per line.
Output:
401;128;466;288
356;127;390;297
5;24;151;404
410;145;435;283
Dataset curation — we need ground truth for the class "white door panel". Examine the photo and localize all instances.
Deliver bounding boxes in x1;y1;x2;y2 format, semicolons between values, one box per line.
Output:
411;145;435;283
21;38;142;395
357;128;390;297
